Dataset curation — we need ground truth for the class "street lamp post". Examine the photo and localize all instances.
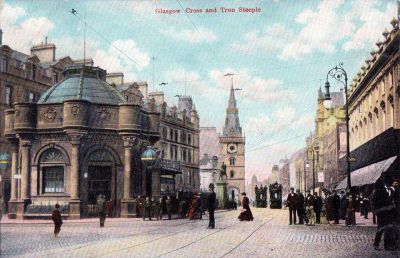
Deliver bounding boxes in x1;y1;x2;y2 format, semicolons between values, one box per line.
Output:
323;63;351;193
141;146;159;197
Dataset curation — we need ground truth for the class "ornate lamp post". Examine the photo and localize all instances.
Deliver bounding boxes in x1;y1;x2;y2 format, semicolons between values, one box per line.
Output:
141;146;159;197
323;63;351;193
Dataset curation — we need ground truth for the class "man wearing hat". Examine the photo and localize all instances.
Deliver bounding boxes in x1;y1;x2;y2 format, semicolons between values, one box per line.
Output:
287;187;298;225
207;183;216;229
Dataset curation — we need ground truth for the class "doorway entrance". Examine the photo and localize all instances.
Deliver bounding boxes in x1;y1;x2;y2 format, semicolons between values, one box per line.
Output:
87;166;112;204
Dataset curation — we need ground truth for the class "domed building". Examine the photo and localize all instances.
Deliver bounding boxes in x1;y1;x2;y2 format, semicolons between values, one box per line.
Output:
4;65;161;219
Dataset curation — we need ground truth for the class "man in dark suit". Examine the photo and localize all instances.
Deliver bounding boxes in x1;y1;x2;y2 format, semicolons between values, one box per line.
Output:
287;187;298;225
332;190;341;224
313;192;323;224
296;189;305;225
207;183;216;229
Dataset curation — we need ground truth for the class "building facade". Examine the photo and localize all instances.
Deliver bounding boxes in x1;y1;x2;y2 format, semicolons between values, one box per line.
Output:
0;36;90;212
338;18;399;189
4;65;162;219
219;86;245;203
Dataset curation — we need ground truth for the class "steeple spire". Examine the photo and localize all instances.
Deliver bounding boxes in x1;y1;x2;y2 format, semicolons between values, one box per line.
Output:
223;75;242;137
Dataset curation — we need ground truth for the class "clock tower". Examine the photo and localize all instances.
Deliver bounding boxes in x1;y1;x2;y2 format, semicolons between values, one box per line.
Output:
220;83;245;204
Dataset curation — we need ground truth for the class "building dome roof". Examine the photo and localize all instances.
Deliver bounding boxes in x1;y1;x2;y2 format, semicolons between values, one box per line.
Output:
38;65;126;105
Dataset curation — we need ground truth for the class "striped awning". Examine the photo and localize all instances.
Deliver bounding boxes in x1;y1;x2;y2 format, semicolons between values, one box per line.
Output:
336;156;397;190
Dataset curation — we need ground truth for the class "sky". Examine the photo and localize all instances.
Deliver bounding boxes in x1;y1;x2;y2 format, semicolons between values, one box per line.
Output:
0;0;397;182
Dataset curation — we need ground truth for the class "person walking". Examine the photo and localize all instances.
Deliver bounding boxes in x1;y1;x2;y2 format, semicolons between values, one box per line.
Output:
313;192;323;224
166;196;172;220
52;204;63;238
346;195;356;226
372;178;396;251
207;183;216;229
305;190;315;226
135;195;142;218
153;197;161;220
287;187;298;225
360;192;370;219
143;196;152;221
332;190;340;224
296;189;305;225
339;191;347;220
97;194;106;227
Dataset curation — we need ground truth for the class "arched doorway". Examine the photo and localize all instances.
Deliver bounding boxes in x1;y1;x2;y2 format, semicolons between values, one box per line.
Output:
81;149;117;217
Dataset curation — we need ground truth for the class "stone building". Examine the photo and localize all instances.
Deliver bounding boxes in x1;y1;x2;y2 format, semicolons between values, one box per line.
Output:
0;36;91;212
267;165;279;186
219;85;245;203
4;65;162;219
199;127;220;192
289;148;307;193
115;83;200;195
338;17;400;190
278;158;290;198
323;122;347;189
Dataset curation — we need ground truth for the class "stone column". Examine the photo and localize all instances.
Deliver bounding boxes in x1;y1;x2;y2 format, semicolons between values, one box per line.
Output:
20;140;31;200
10;144;18;201
68;133;84;219
121;136;136;218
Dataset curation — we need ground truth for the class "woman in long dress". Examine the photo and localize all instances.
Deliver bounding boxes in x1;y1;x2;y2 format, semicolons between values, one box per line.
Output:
238;192;253;221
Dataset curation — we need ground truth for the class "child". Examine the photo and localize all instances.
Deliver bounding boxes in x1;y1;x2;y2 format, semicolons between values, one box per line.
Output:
52;203;63;238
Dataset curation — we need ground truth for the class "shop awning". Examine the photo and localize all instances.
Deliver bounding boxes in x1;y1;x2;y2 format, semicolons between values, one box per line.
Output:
336;156;397;190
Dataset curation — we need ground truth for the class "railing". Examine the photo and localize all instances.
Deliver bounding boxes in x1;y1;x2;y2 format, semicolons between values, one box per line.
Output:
161;159;181;172
25;203;69;214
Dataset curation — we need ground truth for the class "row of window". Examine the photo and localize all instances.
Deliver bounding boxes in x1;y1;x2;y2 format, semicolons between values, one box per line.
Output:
162;126;193;145
4;86;40;106
167;144;192;163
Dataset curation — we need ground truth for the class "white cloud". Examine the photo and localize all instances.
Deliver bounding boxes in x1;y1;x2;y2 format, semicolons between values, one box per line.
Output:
342;0;397;51
231;23;293;54
93;39;150;81
0;3;54;54
281;0;354;60
160;27;217;44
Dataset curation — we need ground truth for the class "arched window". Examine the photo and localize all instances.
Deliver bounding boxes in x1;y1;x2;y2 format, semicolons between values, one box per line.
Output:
40;148;65;193
230;170;235;178
229;157;235;166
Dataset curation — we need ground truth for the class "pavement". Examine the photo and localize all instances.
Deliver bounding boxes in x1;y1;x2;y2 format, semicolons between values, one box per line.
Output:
0;208;399;258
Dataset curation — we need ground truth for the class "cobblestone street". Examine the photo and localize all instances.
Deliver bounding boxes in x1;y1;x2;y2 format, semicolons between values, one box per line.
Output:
1;208;399;258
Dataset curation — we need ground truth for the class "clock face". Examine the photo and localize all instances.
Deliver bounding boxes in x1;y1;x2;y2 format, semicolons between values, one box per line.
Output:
227;143;237;153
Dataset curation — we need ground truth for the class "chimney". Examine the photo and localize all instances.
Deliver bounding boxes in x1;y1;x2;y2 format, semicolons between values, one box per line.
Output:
0;29;3;45
30;37;56;63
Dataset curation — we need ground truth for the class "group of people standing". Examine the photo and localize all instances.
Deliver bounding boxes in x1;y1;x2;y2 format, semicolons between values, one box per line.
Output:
135;195;173;221
286;188;323;226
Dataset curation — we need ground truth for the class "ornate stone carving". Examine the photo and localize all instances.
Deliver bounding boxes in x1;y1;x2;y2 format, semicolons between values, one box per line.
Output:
122;136;137;148
15;110;20;117
41;148;65;162
71;105;80;116
83;133;120;143
98;108;110;120
89;149;113;162
35;134;69;141
44;108;57;122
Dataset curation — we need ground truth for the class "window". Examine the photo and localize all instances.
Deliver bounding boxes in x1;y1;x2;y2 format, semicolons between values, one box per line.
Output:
5;86;12;106
170;145;174;160
32;64;37;80
181;131;186;143
0;57;7;72
28;92;34;103
53;72;59;83
170;129;173;140
188;134;191;145
43;166;64;193
162;127;167;139
230;157;236;166
188;150;192;164
175;130;178;142
182;148;187;163
230;170;235;178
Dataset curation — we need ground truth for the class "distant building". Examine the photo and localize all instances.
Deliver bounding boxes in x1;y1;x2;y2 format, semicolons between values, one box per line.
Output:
278;158;290;198
289;148;307;193
267;165;279;186
199;127;220;191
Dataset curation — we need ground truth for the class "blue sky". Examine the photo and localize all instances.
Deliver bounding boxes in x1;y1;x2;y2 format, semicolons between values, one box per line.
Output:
0;0;397;181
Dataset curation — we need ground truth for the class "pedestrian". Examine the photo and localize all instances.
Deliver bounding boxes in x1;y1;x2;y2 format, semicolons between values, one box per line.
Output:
287;187;298;225
52;203;63;238
238;192;254;221
313;192;323;224
159;197;165;220
331;190;340;224
207;183;216;229
346;195;356;226
305;190;315;226
372;177;396;251
135;195;143;218
196;194;203;220
106;199;113;218
339;191;347;220
166;196;172;220
97;194;106;227
296;189;305;225
325;191;333;222
152;197;161;220
143;196;152;221
360;192;370;219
